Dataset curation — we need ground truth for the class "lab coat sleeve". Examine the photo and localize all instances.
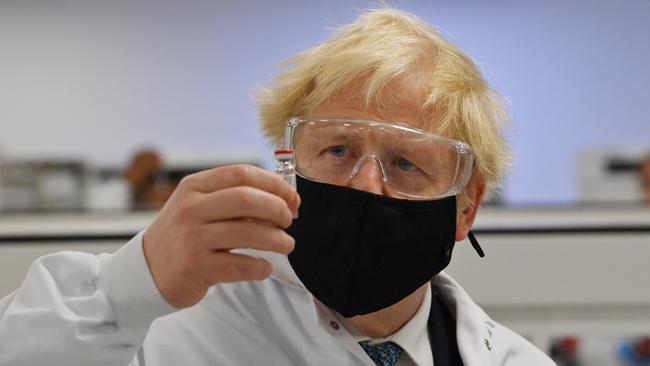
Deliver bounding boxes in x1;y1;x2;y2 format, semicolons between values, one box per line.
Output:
0;231;178;366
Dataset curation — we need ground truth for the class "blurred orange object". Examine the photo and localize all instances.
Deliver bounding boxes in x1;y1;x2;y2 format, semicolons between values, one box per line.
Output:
124;149;175;209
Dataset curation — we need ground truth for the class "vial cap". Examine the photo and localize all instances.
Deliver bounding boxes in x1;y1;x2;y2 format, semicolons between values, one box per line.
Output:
274;149;294;160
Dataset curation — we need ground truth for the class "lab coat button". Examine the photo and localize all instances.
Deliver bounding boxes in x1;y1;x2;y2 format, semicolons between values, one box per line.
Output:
330;320;340;330
484;339;492;350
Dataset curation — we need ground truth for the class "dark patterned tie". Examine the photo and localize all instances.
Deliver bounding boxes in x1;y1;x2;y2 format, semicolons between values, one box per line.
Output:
359;340;404;366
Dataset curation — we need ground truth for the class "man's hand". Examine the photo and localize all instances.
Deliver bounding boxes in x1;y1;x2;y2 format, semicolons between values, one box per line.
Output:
142;164;300;308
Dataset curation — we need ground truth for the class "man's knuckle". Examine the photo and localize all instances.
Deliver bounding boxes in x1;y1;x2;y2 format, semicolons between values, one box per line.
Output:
275;204;291;227
278;231;294;249
229;164;251;185
178;174;196;191
234;187;256;209
175;197;198;218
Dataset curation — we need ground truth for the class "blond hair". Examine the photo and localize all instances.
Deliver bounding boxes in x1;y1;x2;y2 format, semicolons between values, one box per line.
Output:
257;8;511;196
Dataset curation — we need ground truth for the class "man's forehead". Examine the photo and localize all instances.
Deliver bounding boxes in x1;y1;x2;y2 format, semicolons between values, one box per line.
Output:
311;69;437;132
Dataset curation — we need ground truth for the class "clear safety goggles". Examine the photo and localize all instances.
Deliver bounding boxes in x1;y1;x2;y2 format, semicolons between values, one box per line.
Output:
283;117;475;200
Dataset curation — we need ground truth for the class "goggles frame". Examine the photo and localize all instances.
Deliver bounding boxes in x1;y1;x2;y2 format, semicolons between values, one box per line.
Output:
283;116;475;199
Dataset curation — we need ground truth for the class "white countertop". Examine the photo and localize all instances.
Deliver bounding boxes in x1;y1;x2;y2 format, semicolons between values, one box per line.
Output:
1;205;649;239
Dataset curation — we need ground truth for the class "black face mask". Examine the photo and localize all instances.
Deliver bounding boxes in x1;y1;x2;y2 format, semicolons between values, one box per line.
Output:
287;176;481;317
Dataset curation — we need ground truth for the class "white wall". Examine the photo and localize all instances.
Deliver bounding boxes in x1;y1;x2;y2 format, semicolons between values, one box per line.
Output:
1;0;649;204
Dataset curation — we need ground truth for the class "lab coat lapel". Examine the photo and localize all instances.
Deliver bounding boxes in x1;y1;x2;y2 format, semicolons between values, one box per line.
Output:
432;272;495;366
427;285;464;365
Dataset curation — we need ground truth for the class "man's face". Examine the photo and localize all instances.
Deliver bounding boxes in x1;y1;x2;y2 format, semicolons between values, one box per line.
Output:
305;75;484;242
308;77;432;198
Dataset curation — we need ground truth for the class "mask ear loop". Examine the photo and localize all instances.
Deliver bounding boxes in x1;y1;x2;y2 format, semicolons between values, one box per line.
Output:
467;231;485;258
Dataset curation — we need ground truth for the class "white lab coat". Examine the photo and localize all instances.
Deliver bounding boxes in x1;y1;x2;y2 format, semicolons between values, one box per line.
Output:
0;232;555;366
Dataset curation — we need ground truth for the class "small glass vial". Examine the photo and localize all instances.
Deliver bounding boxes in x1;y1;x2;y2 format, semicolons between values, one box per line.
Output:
274;149;297;218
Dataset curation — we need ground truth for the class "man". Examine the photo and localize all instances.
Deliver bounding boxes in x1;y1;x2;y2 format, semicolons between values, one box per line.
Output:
0;8;554;365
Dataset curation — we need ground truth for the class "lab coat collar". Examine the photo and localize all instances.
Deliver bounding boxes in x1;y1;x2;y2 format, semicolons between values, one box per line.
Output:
238;249;497;366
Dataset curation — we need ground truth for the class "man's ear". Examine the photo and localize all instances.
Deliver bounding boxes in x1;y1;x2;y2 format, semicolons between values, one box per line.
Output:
455;174;486;242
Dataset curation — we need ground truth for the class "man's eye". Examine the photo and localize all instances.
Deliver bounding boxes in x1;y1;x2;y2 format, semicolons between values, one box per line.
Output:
396;157;418;172
327;146;347;157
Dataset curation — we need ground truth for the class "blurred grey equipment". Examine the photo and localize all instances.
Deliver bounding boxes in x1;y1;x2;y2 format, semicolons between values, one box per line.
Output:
84;165;131;211
0;159;86;211
577;147;650;203
0;151;263;212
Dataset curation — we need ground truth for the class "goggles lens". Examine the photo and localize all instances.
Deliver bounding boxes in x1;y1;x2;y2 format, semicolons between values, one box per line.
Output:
285;117;474;199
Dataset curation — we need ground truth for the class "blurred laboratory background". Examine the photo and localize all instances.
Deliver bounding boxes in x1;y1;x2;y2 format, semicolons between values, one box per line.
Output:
1;0;649;364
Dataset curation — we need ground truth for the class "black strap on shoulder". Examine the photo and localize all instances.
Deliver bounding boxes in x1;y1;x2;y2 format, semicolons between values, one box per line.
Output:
427;288;464;365
137;346;146;366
